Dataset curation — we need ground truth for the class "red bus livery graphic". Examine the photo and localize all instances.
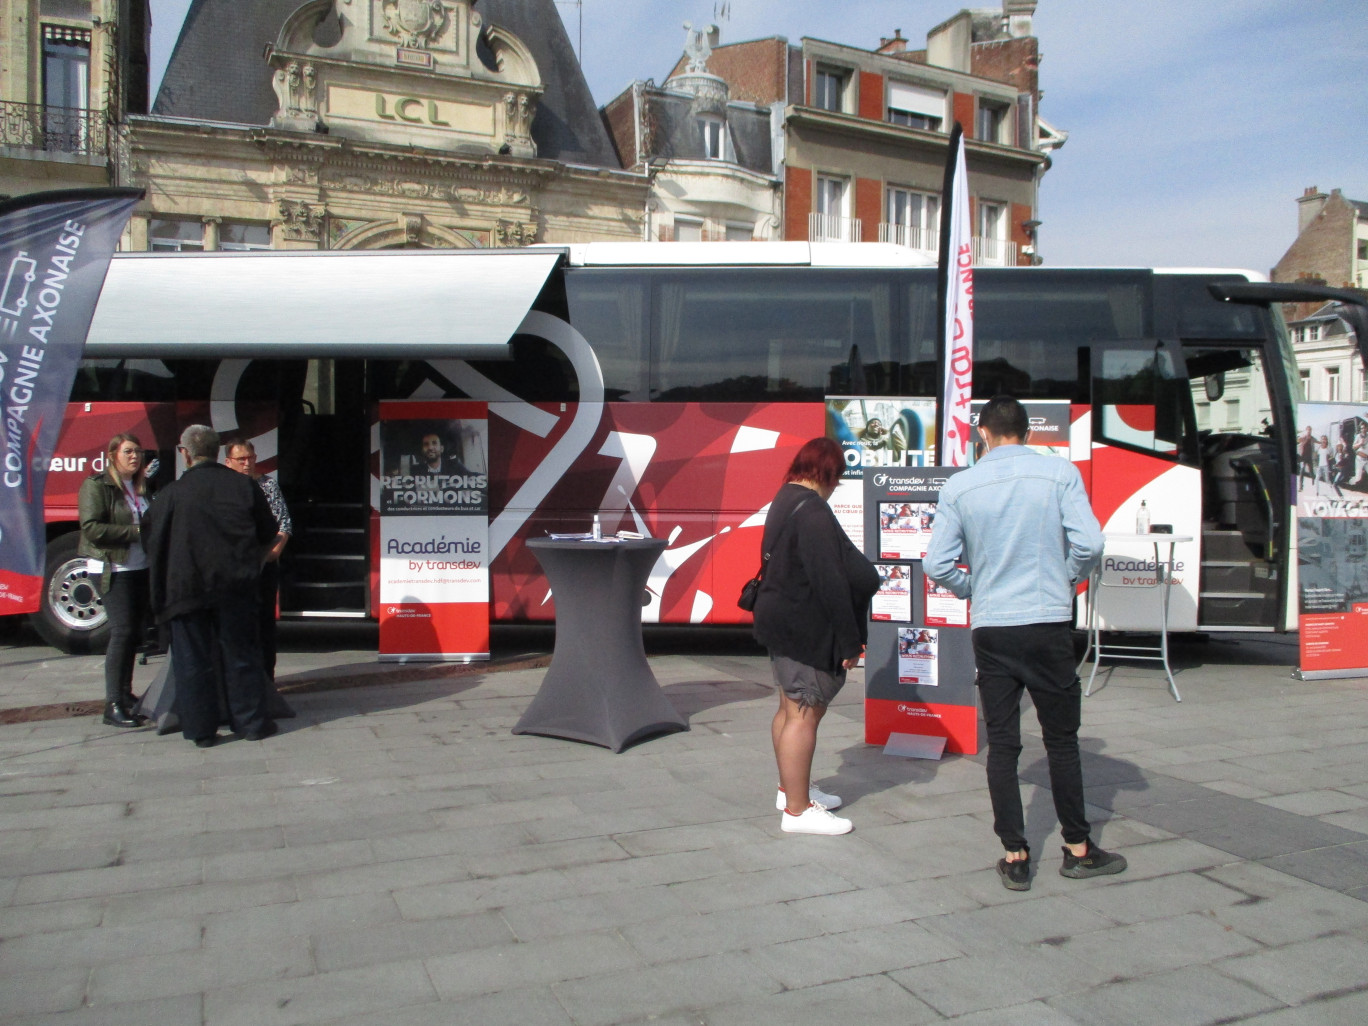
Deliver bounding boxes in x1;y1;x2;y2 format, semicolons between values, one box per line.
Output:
19;242;1363;651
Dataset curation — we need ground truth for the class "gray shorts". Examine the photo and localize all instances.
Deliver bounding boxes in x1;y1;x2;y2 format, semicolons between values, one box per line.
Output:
770;655;846;708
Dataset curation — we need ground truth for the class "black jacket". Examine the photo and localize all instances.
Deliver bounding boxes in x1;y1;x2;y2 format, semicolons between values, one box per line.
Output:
143;460;277;623
752;482;880;672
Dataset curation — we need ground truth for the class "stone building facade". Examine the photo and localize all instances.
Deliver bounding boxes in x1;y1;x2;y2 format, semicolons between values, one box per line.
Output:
121;0;643;254
0;0;149;198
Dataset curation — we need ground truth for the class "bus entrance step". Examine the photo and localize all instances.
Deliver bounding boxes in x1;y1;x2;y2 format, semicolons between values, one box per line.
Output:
1198;591;1270;627
1202;529;1265;561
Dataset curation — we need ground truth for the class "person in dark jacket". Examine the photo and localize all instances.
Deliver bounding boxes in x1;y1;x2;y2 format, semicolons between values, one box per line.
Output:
78;433;152;728
143;425;278;748
753;437;879;835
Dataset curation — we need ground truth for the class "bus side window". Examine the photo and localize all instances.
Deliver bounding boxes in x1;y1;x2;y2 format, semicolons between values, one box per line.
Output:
651;270;900;401
564;274;649;402
1095;344;1195;461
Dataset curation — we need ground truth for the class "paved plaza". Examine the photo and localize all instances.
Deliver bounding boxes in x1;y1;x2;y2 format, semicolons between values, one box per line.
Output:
0;623;1366;1025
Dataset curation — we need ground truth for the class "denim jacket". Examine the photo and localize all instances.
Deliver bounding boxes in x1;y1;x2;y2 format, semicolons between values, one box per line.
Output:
923;445;1104;629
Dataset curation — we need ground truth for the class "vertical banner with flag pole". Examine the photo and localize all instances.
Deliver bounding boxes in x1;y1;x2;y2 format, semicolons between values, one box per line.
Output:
934;122;974;466
0;188;142;613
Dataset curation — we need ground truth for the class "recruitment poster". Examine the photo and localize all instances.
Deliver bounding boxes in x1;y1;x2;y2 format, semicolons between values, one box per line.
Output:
878;502;936;559
1295;401;1368;678
871;563;912;622
378;401;490;661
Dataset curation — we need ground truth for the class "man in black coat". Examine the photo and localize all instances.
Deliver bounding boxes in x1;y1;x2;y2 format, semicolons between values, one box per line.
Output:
143;424;279;747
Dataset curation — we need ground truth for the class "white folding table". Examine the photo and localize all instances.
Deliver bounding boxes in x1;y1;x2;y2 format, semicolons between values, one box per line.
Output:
1079;532;1192;702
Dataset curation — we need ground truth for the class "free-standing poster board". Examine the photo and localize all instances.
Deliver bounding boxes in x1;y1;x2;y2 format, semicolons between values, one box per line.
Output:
862;467;979;754
377;401;490;661
1295;401;1368;679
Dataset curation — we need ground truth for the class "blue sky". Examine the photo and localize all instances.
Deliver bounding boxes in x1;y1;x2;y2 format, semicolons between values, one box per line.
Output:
148;0;1366;274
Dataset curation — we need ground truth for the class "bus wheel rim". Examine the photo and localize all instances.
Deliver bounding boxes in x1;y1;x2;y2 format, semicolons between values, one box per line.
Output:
48;558;106;632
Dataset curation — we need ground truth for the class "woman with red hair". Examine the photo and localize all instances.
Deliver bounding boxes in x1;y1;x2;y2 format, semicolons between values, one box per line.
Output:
752;437;879;835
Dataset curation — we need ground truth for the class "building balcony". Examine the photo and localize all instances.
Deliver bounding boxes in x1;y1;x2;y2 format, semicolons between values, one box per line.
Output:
878;222;937;253
972;236;1018;266
0;101;108;161
809;212;861;243
876;223;1021;265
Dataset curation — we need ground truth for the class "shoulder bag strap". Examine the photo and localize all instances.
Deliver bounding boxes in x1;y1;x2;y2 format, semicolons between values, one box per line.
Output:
753;495;812;582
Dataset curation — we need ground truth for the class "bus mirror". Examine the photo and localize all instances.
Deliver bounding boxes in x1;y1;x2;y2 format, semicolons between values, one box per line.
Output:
1204;372;1225;401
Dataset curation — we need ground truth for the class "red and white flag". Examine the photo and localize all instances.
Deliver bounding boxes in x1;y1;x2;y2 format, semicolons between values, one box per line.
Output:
937;124;973;466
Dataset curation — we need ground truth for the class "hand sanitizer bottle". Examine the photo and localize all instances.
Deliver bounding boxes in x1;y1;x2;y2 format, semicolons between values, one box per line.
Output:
1136;500;1150;534
592;514;602;540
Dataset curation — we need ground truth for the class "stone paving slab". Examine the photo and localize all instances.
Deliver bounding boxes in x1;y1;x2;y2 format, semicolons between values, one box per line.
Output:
1;630;1367;1023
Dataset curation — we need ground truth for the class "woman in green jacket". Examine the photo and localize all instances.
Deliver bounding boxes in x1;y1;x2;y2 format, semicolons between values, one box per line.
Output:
78;433;151;728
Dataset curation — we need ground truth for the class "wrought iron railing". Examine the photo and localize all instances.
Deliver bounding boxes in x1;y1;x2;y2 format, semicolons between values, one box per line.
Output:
0;101;108;158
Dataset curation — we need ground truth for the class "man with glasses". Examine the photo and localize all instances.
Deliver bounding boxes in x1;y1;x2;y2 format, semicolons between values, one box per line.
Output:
225;439;292;682
143;425;279;747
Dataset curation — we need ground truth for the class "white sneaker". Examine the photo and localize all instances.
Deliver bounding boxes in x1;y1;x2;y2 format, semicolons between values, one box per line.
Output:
780;802;853;835
776;785;842;811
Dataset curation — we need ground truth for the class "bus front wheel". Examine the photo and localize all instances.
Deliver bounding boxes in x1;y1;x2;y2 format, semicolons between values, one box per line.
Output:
31;532;110;654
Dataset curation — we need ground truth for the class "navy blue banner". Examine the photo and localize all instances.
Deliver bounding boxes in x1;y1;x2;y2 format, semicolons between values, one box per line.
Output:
0;188;141;611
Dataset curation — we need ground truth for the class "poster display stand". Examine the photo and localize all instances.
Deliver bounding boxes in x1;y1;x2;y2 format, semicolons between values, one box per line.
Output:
377;401;490;661
862;468;979;755
1294;401;1368;679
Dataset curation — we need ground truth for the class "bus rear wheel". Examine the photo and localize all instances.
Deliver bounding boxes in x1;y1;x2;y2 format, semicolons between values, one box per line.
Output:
30;532;110;654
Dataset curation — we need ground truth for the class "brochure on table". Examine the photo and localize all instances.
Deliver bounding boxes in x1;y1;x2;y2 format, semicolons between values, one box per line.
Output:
377;400;490;661
1295;401;1368;679
862;467;978;754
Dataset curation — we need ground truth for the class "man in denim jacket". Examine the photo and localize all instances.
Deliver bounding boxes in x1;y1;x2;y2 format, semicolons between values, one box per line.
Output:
925;395;1125;891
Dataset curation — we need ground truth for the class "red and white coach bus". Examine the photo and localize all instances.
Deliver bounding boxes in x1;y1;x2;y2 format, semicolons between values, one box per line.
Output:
22;242;1365;652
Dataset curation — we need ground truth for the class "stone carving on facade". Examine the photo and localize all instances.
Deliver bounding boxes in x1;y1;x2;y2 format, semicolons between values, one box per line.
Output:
498;92;535;157
402;213;424;243
682;23;716;73
276;200;325;241
271;61;319;130
382;0;450;49
495;218;538;247
284;162;321;186
319;167;529;207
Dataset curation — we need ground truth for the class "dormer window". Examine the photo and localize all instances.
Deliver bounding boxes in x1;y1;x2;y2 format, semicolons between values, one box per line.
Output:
887;81;945;132
701;116;725;160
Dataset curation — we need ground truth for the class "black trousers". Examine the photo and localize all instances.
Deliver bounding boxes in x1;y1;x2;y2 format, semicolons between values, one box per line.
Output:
102;569;149;704
259;562;279;682
169;586;269;742
973;622;1091;851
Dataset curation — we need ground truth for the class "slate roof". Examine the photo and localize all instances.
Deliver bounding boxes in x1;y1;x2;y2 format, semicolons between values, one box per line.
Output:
647;92;772;175
152;0;619;167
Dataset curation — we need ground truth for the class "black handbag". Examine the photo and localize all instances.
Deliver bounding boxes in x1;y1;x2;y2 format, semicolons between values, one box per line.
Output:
738;496;810;611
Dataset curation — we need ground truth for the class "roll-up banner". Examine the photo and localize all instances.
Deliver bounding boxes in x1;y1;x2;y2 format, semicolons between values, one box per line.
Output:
378;401;490;661
1295;401;1368;679
0;189;142;613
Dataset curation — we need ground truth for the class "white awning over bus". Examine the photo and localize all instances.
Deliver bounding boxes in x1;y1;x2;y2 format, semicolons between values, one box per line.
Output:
85;249;564;358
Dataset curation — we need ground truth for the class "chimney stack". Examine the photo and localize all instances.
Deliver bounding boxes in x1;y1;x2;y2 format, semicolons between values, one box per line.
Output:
877;29;907;54
1297;186;1329;235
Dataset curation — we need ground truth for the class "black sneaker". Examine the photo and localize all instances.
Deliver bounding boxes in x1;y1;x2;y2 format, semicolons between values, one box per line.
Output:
1059;842;1127;879
996;856;1031;891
